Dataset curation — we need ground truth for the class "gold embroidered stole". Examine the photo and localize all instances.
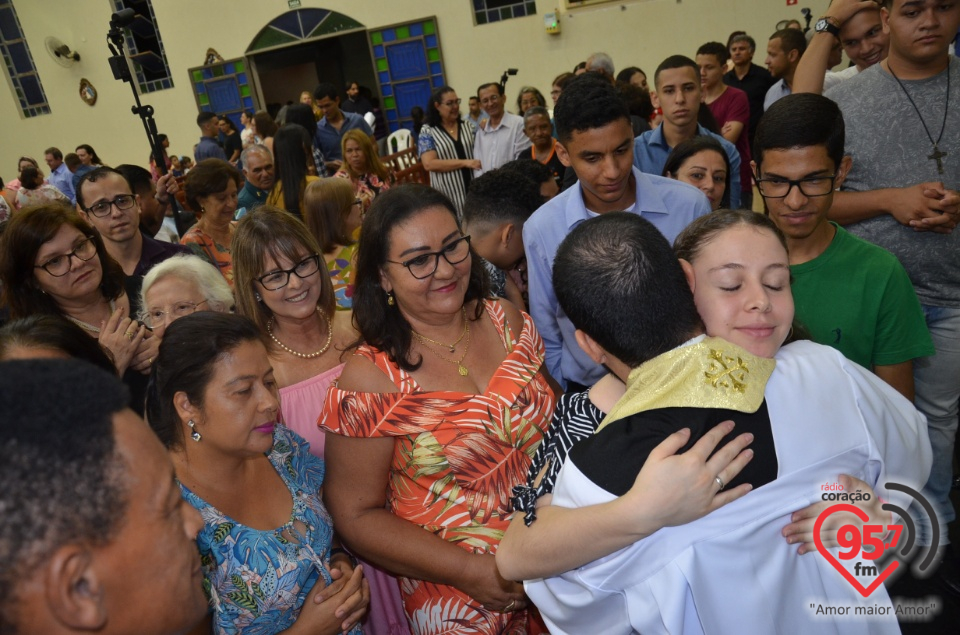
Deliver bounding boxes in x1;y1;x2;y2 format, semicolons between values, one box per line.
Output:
597;337;776;433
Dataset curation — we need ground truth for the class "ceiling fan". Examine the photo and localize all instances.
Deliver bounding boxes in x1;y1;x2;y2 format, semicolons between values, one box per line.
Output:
44;36;81;67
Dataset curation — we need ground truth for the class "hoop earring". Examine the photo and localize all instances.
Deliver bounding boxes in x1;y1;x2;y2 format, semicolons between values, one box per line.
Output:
188;420;202;442
386;291;395;306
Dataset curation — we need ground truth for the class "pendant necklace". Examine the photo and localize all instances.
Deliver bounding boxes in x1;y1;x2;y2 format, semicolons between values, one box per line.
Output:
887;61;950;175
413;309;472;376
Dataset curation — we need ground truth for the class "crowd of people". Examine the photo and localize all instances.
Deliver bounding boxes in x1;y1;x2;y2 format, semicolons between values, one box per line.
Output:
2;1;959;633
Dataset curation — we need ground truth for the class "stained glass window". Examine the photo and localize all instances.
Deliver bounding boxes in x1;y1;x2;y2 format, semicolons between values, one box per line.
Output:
472;0;538;25
112;0;173;93
0;0;50;117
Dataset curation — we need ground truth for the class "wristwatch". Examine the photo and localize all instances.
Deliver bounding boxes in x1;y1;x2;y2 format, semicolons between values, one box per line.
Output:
815;16;841;38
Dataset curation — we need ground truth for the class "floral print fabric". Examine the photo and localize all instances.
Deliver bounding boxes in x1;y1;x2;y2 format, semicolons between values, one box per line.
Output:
321;300;552;634
180;426;362;635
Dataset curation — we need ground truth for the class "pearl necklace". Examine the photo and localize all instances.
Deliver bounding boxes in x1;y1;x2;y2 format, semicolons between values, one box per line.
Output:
266;307;333;359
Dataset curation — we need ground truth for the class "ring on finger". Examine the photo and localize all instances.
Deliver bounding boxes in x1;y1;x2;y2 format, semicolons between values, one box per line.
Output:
504;600;516;612
124;330;136;340
714;475;725;491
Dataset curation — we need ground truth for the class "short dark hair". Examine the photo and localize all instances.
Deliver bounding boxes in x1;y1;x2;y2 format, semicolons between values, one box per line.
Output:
554;213;702;367
0;203;127;320
500;158;555;188
464;169;542;231
184;159;243;212
196;111;218;127
552;71;575;89
0;359;128;621
697;42;730;65
352;184;488;371
0;315;117;373
64;153;81;170
44;147;62;161
146;313;264;449
662;136;732;207
18;166;41;190
753;93;845;172
616;81;654;121
770;28;807;56
730;34;757;52
76;166;131;210
654;55;699;88
476;82;504;97
554;73;630;144
313;82;339;102
114;163;154;197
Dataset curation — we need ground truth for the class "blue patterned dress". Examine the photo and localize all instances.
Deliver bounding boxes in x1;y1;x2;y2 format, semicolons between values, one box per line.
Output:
180;426;364;635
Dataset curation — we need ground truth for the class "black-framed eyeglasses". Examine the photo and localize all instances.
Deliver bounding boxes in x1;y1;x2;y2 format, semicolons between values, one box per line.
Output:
387;235;471;280
142;300;208;329
34;237;98;277
83;194;136;218
755;175;837;199
256;254;321;290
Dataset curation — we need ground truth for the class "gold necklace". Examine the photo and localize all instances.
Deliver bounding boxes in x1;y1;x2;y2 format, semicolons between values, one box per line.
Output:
415;313;472;376
411;307;468;352
266;307;332;359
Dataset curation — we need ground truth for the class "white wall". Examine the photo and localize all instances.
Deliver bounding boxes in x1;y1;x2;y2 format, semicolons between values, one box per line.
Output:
2;0;811;174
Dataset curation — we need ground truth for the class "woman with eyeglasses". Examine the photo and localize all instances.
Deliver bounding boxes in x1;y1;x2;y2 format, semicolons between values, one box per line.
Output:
334;129;393;218
137;254;235;338
232;206;411;635
303;178;363;310
320;184;556;634
0;203;153;412
417;86;481;216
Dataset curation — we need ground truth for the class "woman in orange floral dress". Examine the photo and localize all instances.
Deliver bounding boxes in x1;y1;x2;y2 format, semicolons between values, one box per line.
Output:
321;184;556;635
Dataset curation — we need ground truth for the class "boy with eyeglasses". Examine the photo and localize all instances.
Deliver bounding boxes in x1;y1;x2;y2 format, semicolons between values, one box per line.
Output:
755;94;932;401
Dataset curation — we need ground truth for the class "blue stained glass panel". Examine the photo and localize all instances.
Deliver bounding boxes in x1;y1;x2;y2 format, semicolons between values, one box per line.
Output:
238;73;247;84
206;77;243;113
8;41;30;74
425;35;437;48
387;109;398;122
381;84;392;96
0;7;18;41
243;96;254;109
299;9;330;37
195;83;206;94
373;45;384;58
382;29;396;42
225;63;235;74
385;41;428;82
393;79;431;120
272;12;304;37
429;62;442;76
409;23;423;37
488;11;500;23
379;71;390;85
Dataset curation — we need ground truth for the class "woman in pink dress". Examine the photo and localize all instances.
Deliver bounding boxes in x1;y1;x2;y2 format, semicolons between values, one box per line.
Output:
232;206;411;635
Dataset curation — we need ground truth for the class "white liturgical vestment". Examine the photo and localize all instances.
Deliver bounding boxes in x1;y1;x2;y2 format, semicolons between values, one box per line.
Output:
526;341;931;635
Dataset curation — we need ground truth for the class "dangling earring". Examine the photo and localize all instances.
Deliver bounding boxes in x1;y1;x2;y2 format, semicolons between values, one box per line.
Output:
386;291;395;306
188;420;201;442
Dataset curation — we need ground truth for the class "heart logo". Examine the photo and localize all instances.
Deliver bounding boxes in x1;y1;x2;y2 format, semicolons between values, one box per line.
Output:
813;503;900;597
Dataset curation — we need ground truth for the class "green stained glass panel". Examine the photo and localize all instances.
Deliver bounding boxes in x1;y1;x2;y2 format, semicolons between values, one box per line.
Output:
427;49;440;62
240;85;250;97
396;26;409;39
384;96;396;110
371;31;383;45
198;94;209;106
192;70;203;82
377;58;388;72
235;61;244;72
423;21;435;35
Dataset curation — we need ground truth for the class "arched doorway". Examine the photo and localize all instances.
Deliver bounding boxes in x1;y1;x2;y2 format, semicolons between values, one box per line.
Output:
187;9;448;134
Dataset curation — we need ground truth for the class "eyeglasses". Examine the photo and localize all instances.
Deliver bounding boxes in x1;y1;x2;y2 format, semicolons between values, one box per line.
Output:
142;300;208;329
256;254;321;290
441;98;462;107
34;237;98;277
755;175;837;199
387;235;471;280
83;194;136;218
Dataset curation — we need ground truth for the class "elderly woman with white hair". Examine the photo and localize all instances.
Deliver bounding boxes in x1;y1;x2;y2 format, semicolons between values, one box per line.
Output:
138;254;234;338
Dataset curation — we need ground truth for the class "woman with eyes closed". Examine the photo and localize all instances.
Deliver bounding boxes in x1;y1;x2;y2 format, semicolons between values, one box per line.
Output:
499;210;892;584
232;207;410;635
319;184;556;635
663;136;731;211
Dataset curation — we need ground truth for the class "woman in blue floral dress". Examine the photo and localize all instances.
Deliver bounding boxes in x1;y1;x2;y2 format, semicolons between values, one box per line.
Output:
146;312;369;635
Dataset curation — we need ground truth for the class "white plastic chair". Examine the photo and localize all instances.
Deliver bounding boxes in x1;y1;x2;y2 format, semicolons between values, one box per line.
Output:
387;128;413;154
